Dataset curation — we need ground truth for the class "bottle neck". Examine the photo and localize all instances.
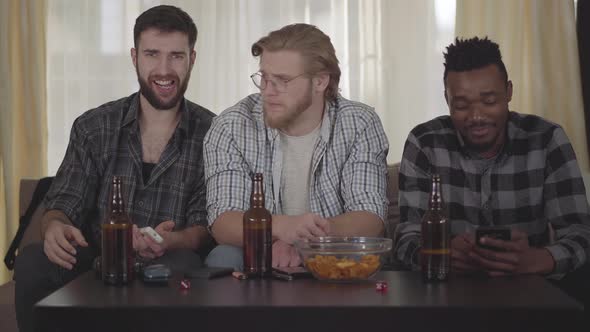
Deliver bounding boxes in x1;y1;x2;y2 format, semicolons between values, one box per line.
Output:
428;180;444;211
111;182;125;214
250;180;265;208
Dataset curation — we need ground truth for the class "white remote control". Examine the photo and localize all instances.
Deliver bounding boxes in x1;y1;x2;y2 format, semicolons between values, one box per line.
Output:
140;226;164;244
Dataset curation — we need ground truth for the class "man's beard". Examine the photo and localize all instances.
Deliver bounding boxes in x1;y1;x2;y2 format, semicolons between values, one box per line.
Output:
264;87;313;129
137;68;191;111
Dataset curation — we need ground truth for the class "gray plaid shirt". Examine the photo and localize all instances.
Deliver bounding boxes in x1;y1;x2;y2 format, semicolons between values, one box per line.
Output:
204;93;388;226
396;112;590;277
45;93;215;245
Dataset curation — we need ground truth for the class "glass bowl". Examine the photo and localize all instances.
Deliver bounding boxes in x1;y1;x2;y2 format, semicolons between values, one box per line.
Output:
294;236;393;282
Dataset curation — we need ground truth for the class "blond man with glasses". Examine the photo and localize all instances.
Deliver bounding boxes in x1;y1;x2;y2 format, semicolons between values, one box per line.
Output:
203;23;389;269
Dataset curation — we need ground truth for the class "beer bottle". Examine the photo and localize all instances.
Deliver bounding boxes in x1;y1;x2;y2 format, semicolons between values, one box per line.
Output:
421;174;450;281
101;176;134;285
243;173;272;278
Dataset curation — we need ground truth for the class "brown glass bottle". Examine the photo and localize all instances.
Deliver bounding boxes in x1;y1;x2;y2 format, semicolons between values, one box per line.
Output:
243;173;272;278
101;176;134;285
421;174;450;281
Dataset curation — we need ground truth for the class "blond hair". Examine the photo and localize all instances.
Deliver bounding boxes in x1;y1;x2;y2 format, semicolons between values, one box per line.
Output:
251;23;341;102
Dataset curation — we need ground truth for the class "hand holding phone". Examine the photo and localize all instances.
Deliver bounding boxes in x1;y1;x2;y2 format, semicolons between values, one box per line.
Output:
475;226;511;251
140;226;164;244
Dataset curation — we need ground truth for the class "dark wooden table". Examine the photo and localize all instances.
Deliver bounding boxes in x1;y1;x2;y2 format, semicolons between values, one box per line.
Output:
35;271;584;332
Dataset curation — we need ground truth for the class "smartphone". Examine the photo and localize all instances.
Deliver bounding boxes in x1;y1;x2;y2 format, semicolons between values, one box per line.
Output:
476;226;511;251
272;267;313;281
142;264;172;283
184;267;234;279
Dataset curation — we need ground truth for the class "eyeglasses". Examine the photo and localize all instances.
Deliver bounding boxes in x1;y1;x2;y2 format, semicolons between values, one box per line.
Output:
250;72;307;93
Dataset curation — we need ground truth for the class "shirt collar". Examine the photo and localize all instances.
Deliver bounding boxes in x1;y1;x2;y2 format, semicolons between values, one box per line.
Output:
256;94;335;143
121;92;189;136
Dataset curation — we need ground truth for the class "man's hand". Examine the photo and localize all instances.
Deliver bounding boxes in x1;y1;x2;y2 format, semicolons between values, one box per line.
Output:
43;219;88;270
469;229;555;276
134;221;176;259
274;213;330;244
450;232;481;274
272;240;301;267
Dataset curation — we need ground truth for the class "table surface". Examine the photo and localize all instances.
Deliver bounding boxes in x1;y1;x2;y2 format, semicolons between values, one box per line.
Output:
35;271;584;332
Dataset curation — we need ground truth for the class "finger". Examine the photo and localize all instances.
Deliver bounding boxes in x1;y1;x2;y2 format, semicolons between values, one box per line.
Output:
472;246;519;265
138;249;156;260
156;220;175;233
52;242;77;265
47;249;74;270
295;228;316;241
313;215;330;234
134;233;149;251
306;223;327;238
56;231;77;255
480;237;522;252
452;234;474;252
43;241;72;269
65;226;88;247
46;237;77;267
132;225;140;237
469;252;517;272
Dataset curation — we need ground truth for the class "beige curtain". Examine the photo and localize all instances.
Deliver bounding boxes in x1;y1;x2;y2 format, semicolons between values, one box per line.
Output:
455;0;589;171
0;0;47;284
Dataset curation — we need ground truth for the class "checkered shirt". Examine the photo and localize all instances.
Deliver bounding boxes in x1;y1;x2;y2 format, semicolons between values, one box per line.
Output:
204;93;389;226
45;93;215;245
396;112;590;278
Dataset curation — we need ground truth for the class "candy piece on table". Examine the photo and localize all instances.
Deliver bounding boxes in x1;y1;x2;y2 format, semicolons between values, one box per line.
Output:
179;279;191;290
375;280;388;292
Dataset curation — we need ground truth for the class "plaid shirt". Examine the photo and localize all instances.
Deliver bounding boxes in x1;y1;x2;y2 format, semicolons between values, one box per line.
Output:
396;112;590;277
204;93;389;226
45;93;215;246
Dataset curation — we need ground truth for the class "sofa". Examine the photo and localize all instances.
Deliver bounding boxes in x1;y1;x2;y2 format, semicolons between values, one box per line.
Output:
0;163;402;332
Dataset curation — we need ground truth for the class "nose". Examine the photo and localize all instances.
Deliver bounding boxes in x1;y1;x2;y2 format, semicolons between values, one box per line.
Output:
468;105;485;123
154;56;172;76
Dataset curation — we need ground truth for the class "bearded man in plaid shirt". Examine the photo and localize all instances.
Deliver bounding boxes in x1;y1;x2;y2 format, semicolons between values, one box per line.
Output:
396;37;590;310
204;24;389;269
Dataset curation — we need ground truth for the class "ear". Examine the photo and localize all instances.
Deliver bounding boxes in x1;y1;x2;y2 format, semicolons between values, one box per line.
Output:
131;48;137;69
313;73;330;94
506;80;513;102
189;49;196;70
190;49;196;65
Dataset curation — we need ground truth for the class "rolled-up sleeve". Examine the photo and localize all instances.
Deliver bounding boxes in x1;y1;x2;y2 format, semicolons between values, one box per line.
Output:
44;118;99;227
203;116;251;226
341;110;389;222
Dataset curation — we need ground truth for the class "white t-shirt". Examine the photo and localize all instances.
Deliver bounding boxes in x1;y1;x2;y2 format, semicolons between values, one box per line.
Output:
279;125;321;216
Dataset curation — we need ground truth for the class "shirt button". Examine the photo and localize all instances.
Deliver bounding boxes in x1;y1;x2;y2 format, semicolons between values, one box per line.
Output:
138;201;144;207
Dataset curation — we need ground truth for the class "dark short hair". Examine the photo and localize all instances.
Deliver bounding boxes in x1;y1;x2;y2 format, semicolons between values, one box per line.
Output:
443;37;508;86
134;5;197;49
252;23;341;102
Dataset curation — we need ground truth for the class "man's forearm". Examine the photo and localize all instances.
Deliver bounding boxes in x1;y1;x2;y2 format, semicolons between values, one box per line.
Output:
212;212;317;246
41;209;73;236
328;211;384;237
168;225;211;250
210;211;245;246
